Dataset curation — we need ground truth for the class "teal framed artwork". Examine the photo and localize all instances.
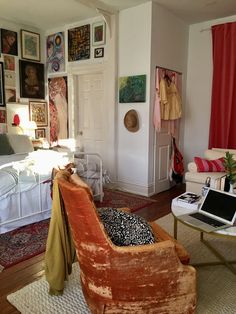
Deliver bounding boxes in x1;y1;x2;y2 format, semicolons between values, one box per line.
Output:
119;74;146;103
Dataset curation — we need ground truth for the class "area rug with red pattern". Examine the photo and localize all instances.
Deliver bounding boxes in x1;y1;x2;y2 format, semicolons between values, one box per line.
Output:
95;189;156;211
0;219;50;270
0;189;156;270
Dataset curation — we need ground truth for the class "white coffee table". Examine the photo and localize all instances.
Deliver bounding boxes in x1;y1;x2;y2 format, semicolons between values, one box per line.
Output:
171;197;236;274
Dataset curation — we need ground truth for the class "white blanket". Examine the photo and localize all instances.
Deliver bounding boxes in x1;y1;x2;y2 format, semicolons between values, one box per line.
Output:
0;167;18;197
0;150;70;199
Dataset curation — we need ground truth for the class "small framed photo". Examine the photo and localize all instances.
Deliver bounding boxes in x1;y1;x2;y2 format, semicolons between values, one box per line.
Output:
3;55;15;71
1;29;18;56
0;62;5;106
92;21;105;46
35;128;46;139
0;109;6;123
29;101;48;127
21;29;40;61
94;47;104;58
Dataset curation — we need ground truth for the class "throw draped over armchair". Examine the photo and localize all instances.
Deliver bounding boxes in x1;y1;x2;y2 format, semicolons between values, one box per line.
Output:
57;173;197;313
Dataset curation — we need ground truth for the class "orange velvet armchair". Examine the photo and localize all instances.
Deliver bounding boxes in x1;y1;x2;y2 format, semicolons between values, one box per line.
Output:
58;174;197;314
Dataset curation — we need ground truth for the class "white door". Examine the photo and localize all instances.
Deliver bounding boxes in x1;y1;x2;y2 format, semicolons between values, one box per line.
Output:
75;73;106;158
154;127;171;194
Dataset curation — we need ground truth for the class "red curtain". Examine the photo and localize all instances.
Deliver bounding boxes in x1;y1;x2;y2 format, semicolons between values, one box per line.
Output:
209;22;236;149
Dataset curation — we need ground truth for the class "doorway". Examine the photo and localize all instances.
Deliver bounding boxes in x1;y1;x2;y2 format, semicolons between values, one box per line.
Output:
75;72;106;158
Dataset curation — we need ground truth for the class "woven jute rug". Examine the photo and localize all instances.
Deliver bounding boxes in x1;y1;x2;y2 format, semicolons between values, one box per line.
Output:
7;214;236;313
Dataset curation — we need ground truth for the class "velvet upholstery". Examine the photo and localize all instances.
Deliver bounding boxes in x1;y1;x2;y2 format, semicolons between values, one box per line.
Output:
58;175;197;313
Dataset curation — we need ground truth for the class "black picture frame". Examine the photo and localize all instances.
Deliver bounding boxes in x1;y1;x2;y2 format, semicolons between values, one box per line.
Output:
0;28;18;56
19;60;45;99
94;47;104;58
35;128;46;139
0;62;5;106
68;24;90;61
21;29;40;62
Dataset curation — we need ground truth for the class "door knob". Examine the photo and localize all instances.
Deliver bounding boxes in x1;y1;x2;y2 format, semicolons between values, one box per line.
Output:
78;131;83;136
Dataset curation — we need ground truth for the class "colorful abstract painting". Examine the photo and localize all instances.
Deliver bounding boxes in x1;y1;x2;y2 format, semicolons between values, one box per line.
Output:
119;75;146;103
68;24;90;61
47;32;65;73
48;76;68;144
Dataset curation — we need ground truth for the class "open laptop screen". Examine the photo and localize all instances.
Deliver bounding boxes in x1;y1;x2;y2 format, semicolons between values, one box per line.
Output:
200;189;236;223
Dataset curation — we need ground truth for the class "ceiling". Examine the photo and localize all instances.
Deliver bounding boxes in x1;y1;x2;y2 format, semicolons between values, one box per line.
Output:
0;0;236;30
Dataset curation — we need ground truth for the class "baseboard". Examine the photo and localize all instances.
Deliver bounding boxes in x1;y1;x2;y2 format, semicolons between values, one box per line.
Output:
114;180;155;197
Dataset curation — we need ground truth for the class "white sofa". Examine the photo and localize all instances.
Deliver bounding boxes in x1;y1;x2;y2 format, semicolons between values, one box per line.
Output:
185;148;236;194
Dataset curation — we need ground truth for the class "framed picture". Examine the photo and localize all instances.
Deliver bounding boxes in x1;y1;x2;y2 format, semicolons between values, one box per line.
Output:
0;62;5;106
29;101;48;127
0;109;6;123
3;55;15;71
5;88;16;103
47;32;65;73
48;76;68;142
35;128;46;139
1;29;18;56
68;25;90;61
119;75;146;103
21;29;40;61
94;47;104;58
19;60;45;99
92;21;105;46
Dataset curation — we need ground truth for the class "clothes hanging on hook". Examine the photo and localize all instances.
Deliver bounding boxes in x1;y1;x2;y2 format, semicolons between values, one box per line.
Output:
159;74;182;120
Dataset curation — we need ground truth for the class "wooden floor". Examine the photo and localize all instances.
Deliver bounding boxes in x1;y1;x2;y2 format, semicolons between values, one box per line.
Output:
0;184;185;314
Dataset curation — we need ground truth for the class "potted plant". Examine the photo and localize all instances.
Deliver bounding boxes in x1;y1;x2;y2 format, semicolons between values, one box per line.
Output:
223;151;236;193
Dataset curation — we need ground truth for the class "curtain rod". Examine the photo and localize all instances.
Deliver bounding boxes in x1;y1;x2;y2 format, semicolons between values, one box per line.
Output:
156;65;182;75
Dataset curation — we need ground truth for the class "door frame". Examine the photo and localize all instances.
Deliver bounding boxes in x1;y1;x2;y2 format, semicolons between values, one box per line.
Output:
67;63;105;139
67;62;117;181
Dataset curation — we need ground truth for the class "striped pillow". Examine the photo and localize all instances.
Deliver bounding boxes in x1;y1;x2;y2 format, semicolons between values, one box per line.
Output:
194;157;225;172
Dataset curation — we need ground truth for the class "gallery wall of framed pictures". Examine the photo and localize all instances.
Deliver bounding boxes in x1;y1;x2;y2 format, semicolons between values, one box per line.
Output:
0;18;107;138
0;25;45;137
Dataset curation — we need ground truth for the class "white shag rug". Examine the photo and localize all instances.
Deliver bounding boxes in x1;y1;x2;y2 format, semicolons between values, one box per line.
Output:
7;214;236;314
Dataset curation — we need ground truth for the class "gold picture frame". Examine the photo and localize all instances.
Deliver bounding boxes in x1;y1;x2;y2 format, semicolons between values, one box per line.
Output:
29;101;48;127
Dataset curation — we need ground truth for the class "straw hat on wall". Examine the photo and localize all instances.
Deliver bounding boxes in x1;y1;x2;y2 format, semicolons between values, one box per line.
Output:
124;109;139;132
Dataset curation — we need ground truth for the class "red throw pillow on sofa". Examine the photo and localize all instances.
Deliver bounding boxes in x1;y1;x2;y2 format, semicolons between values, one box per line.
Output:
194;157;225;172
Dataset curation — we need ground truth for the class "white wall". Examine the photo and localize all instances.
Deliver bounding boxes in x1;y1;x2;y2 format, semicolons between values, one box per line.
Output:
150;2;189;184
184;15;236;166
117;1;189;195
117;2;152;194
46;15;117;180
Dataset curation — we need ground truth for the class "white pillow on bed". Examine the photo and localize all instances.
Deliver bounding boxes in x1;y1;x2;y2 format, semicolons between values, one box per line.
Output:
7;134;34;153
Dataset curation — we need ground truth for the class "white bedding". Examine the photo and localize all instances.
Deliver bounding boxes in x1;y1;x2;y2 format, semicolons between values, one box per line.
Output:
0;149;71;234
0;167;18;197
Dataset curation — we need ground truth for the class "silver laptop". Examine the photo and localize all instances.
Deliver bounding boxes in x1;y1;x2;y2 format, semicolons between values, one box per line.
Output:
178;188;236;232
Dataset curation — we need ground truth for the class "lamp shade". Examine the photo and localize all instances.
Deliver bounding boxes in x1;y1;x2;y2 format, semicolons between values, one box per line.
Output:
13;114;20;126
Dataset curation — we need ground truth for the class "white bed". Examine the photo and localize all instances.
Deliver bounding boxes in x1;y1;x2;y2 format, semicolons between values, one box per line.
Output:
0;150;70;234
0;149;105;234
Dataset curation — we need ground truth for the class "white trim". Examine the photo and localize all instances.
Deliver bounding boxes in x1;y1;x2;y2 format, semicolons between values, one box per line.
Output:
116;180;155;197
